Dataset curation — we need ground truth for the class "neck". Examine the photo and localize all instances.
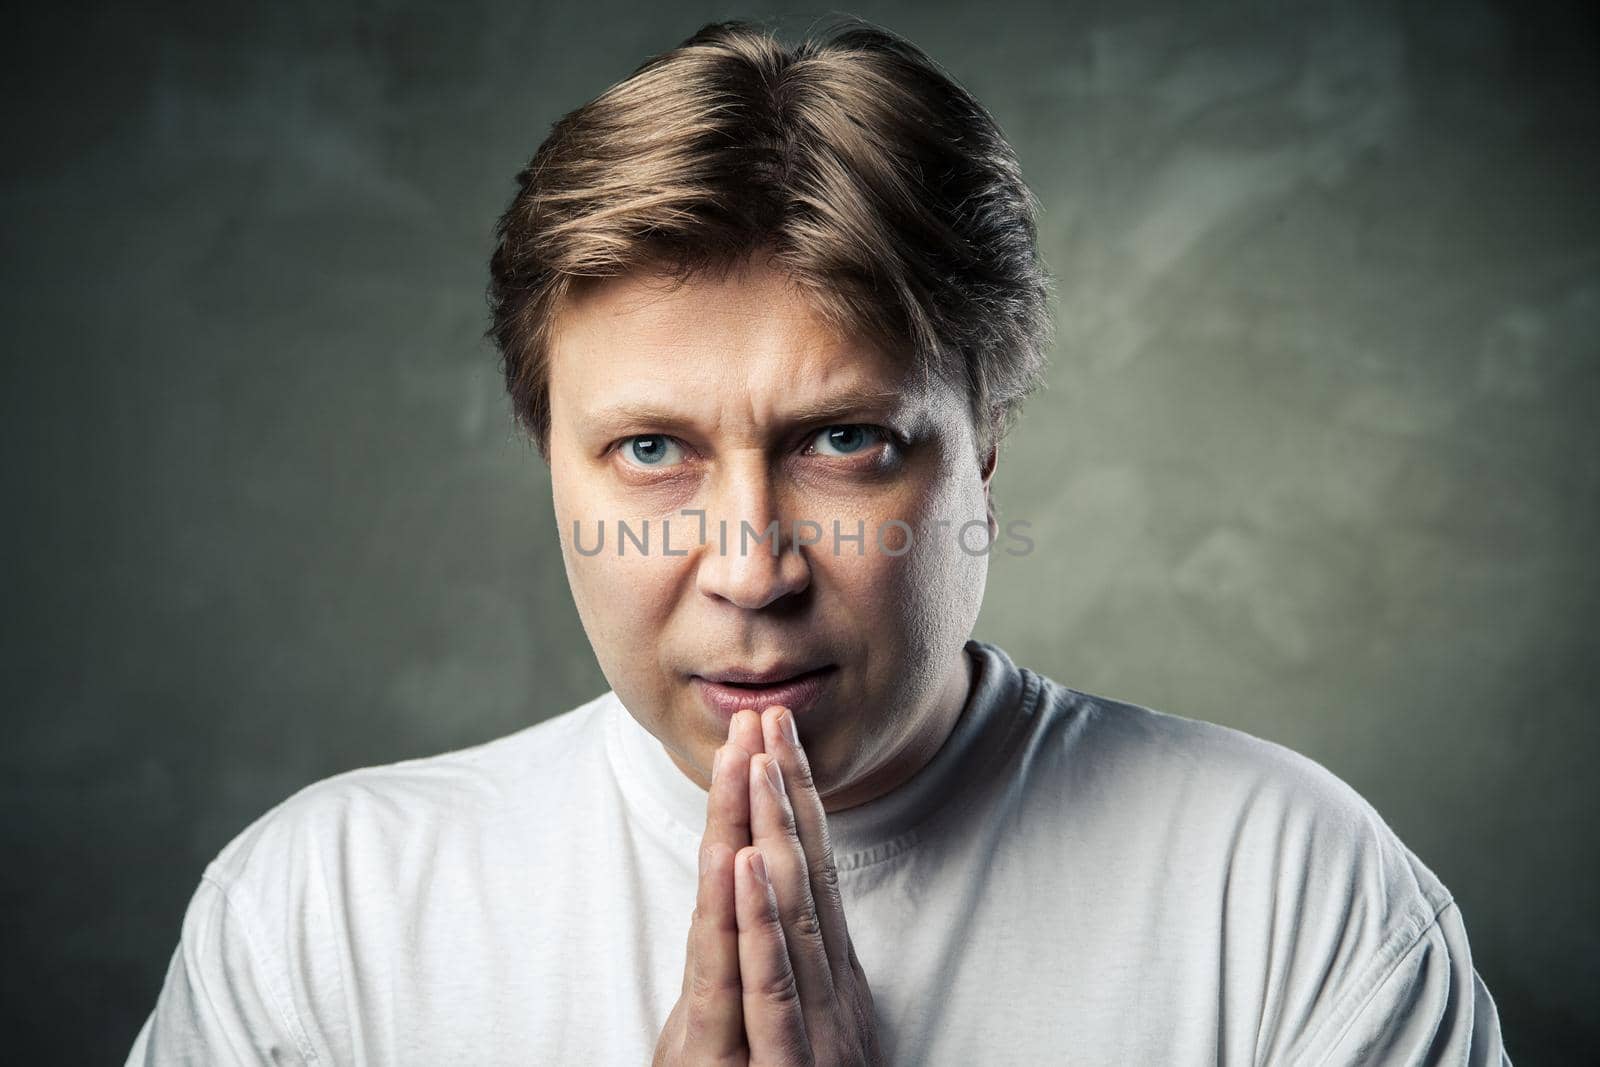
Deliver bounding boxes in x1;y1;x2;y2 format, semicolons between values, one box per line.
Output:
819;643;977;813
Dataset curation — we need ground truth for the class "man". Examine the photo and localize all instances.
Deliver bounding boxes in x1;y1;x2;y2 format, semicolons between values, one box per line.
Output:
128;18;1511;1065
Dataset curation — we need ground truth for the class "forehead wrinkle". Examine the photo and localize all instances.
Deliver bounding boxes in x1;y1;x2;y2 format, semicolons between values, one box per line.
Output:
557;260;940;444
724;328;921;443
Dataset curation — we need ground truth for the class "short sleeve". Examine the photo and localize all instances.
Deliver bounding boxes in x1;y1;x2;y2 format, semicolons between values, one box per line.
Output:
1305;899;1512;1066
125;874;317;1066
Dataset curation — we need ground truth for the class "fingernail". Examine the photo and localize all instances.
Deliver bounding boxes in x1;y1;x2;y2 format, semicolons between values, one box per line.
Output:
749;849;768;886
761;754;783;794
726;714;738;743
698;846;709;878
711;746;724;785
778;709;799;748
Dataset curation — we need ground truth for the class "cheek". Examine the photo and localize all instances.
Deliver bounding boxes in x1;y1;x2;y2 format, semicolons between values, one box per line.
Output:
813;473;988;642
872;473;990;645
558;539;688;736
551;468;675;653
563;538;676;639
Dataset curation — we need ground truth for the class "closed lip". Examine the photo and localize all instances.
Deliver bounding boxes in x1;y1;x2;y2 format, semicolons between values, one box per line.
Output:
695;663;833;685
690;665;838;720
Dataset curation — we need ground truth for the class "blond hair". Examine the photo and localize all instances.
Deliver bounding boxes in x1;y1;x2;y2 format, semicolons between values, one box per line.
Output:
488;17;1054;463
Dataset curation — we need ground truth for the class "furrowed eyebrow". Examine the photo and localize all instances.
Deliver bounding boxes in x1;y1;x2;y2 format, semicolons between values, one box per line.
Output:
779;387;907;425
588;386;910;435
589;403;683;433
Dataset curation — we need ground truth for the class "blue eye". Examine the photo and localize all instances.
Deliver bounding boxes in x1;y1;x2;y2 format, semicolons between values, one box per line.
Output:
620;435;684;468
810;425;883;457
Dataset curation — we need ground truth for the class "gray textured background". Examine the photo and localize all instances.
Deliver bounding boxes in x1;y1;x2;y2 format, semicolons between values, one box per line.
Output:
2;1;1594;1062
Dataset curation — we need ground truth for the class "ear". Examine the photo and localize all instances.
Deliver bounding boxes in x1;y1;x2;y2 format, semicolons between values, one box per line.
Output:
980;440;1000;540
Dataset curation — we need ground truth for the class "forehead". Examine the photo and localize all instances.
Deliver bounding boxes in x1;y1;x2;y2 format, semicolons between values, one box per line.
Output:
547;260;954;431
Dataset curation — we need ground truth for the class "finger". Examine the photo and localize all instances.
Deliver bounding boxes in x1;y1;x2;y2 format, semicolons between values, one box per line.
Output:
728;707;766;760
735;846;811;1065
680;894;694;998
683;842;745;1057
761;706;854;986
749;750;837;1043
702;737;753;868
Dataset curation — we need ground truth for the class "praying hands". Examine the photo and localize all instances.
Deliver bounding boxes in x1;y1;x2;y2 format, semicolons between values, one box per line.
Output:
652;706;885;1066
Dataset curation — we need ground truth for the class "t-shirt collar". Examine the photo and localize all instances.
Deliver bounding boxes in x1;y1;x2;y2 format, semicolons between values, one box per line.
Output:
604;638;1031;868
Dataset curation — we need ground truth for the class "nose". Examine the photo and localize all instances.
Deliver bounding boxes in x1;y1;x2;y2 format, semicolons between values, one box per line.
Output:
693;459;812;611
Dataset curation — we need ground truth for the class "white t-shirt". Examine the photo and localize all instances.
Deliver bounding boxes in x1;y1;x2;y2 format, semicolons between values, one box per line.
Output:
126;639;1511;1065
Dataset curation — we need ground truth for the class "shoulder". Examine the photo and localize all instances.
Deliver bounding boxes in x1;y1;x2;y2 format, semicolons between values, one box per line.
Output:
1013;668;1486;1059
134;693;622;1063
1026;673;1386;823
201;691;616;900
1017;668;1459;953
1022;669;1452;915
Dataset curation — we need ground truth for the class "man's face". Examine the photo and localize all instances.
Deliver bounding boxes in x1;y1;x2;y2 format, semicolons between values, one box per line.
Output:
546;254;996;810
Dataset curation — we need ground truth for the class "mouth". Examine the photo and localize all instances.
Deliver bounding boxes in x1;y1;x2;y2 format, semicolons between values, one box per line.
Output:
690;664;838;721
